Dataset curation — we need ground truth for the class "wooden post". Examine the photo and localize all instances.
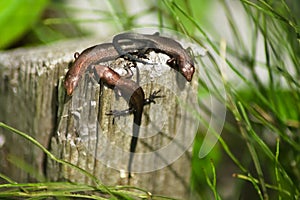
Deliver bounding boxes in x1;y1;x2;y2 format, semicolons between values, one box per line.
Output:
0;38;198;198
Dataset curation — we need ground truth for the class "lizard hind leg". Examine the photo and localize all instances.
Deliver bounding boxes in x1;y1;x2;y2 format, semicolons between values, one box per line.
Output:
106;107;134;117
106;107;134;125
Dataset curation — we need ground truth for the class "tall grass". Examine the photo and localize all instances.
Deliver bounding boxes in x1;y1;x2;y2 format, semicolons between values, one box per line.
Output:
181;0;300;199
1;0;299;199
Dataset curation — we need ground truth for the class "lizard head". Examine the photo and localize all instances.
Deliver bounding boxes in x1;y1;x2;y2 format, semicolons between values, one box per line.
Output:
180;60;195;82
64;72;79;96
167;57;195;82
64;52;82;96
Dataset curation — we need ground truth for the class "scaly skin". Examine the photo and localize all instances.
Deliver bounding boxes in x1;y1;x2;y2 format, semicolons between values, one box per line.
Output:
113;32;195;81
65;40;162;180
93;64;160;179
64;41;145;95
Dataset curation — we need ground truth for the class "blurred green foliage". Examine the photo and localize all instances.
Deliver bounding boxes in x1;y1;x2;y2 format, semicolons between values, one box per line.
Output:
0;0;49;49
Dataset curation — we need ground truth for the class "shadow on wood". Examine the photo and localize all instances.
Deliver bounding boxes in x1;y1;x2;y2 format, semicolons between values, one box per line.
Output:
0;38;197;199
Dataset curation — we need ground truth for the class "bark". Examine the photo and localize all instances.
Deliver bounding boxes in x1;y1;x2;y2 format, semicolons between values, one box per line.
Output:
0;38;198;199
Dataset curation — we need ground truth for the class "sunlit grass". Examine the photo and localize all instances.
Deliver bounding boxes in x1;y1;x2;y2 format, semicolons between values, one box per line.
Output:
183;0;300;199
1;0;299;199
0;122;178;200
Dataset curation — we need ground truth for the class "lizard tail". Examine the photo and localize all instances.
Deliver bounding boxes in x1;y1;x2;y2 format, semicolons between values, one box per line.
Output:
128;117;141;179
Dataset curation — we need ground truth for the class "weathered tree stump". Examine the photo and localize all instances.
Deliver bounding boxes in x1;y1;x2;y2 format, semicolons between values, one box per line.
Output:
0;37;198;199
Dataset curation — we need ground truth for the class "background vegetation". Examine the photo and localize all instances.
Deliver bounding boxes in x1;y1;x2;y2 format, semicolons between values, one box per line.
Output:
1;0;300;199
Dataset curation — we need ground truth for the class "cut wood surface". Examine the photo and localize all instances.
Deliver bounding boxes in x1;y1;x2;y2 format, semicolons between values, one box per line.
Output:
0;38;198;198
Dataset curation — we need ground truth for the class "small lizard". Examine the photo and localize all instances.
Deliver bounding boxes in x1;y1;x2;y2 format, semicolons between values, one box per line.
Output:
64;42;162;179
93;64;162;179
64;41;145;96
112;32;195;82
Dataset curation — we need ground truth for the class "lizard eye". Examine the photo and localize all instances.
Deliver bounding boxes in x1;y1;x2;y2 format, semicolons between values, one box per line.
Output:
166;58;177;67
74;52;80;59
